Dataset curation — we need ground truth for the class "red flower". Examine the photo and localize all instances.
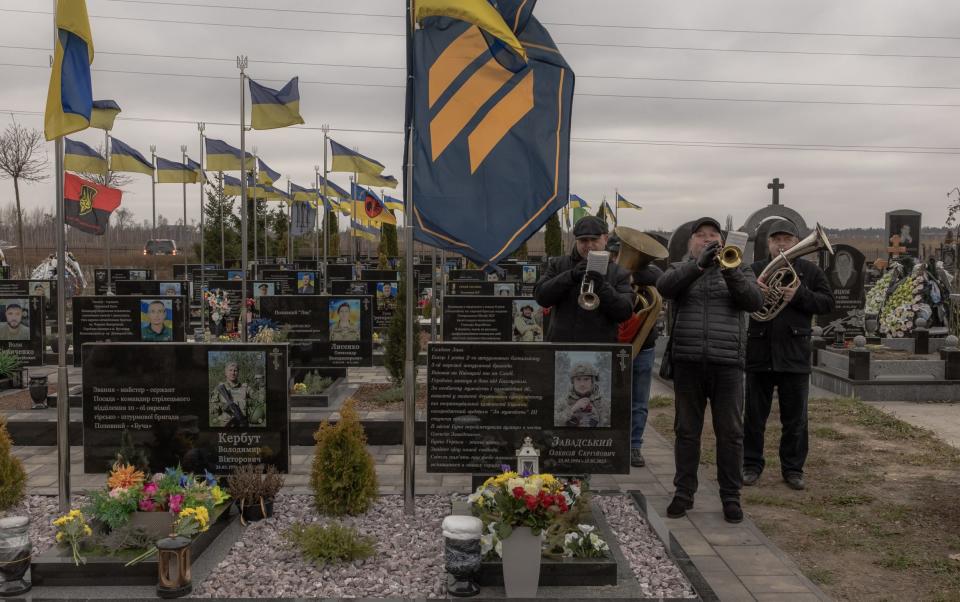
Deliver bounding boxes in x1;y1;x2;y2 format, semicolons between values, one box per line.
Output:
524;495;539;511
512;487;525;499
540;494;554;508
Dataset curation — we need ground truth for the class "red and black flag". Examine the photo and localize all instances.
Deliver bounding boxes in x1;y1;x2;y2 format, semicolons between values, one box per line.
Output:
64;172;122;235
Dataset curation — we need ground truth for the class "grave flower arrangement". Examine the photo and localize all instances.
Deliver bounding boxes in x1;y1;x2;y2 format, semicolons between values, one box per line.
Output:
467;469;578;540
879;264;925;337
52;509;93;566
562;524;609;558
205;288;231;324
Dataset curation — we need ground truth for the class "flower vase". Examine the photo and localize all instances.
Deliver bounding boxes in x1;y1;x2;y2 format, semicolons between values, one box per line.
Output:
500;527;542;598
0;516;32;596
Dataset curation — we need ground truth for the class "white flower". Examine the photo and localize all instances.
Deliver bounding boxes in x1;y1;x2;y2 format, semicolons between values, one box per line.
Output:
494;540;502;558
564;532;579;545
480;533;493;556
506;478;524;491
523;482;540;497
578;524;595;535
589;533;602;547
569;483;581;497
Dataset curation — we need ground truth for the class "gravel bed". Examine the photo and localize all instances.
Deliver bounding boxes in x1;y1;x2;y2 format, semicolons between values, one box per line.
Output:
595;494;696;599
4;495;73;557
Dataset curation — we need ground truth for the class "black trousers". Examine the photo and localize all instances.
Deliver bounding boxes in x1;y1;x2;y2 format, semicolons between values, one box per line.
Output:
743;371;809;478
672;362;744;503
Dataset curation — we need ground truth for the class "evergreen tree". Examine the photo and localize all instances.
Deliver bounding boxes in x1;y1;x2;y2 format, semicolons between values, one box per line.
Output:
199;173;241;265
544;211;562;257
382;223;399;258
511;240;529;260
0;416;26;510
384;260;420;384
325;210;340;257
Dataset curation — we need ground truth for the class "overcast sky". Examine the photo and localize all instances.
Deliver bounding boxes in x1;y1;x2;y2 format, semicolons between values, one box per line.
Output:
2;0;960;235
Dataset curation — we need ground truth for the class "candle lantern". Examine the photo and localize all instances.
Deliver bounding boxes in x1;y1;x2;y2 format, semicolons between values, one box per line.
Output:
156;535;192;599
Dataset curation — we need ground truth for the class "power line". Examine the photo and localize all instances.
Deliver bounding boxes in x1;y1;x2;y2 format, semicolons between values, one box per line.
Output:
3;108;959;155
95;0;960;42
10;8;960;60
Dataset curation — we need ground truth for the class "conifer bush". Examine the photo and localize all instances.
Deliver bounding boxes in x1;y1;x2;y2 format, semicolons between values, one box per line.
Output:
310;401;378;516
0;416;27;511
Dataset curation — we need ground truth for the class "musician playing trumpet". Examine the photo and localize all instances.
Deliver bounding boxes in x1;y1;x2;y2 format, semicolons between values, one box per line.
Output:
743;219;834;492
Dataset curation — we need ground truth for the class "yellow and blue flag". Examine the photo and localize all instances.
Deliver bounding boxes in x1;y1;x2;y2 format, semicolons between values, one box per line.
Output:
64;138;106;174
384;195;404;213
205;138;253;172
353;184;396;226
257;158;281;186
290;182;318;202
44;0;93;140
109;137;154;176
356;172;399;189
186;157;206;183
222;173;242;196
616;193;641;210
351;219;379;241
568;194;587;209
249;77;305;130
329;139;385;176
156;157;198;184
408;0;574;268
317;175;351;199
599;200;617;226
90;99;120;131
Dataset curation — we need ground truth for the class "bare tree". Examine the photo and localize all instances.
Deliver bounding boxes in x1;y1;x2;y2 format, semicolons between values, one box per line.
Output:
113;206;134;231
0;118;48;276
79;144;134;189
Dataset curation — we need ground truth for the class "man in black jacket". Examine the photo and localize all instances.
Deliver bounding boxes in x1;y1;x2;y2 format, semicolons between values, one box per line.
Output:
657;217;764;523
743;220;835;491
534;216;633;343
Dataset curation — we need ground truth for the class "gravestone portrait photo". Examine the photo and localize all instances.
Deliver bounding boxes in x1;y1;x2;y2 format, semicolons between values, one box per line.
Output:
494;283;515;296
377;281;397;312
208;350;267;429
513;300;544;342
522;264;538;284
161;282;182;297
140;299;173;342
829;249;860;290
329;299;361;341
254;281;275;298
0;299;30;341
297;271;316;293
553;350;612;428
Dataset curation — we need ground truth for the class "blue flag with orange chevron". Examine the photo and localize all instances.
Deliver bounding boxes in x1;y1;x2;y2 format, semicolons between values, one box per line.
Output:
407;0;574;268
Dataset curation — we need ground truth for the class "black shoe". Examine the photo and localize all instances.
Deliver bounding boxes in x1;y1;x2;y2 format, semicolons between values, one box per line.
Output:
723;501;743;524
784;474;806;490
631;448;645;467
666;496;693;518
742;471;760;486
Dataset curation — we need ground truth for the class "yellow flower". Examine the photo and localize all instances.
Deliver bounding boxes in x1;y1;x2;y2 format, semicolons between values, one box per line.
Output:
83;526;92;536
107;463;145;490
55;532;64;543
210;485;230;505
53;517;68;527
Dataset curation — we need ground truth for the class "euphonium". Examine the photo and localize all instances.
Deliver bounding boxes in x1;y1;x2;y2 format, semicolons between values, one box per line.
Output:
614;227;669;356
751;223;834;322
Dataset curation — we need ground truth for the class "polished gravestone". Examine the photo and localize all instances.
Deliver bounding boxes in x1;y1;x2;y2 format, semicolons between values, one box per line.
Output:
886;209;921;259
202;280;250;332
258;295;373;367
447;281;532;297
0;279;58;323
329;280;397;331
443;296;545;342
115;279;192;299
172;263;218;279
326;264;355;281
427;342;632;474
817;243;867;337
359;269;399;281
82;342;290;474
93;268;154;295
191;269;232;303
72;295;188;366
257;269;300;295
0;295;44;365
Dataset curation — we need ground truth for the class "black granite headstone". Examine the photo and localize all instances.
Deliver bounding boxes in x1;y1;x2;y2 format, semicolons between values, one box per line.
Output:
115;279;192;299
258;295;373;367
359;269;399;281
257;270;299;295
93;268;154;295
173;264;219;280
202;280;248;333
449;269;485;282
427;342;632;474
0;280;58;323
0;296;44;365
885;209;921;259
817;244;866;336
329;280;397;331
73;295;188;366
326;264;355;281
443;296;545;342
82;342;289;474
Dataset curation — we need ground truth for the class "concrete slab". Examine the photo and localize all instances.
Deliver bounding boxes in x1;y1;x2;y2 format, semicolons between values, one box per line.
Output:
868;401;960;449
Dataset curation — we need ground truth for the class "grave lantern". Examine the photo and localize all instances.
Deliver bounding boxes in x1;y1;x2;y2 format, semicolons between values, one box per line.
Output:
515;436;540;476
156;535;192;599
832;324;846;348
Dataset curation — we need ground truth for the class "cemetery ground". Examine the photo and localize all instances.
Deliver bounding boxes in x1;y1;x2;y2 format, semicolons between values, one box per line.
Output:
648;392;960;601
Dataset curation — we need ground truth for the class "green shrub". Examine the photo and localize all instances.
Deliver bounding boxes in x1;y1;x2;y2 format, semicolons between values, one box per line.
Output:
383;261;420;385
302;372;333;395
0;350;20;379
286;521;375;565
0;416;27;511
310;401;378;516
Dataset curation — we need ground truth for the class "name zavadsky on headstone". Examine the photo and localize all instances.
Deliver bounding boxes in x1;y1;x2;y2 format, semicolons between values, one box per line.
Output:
82;342;290;474
0;296;44;365
73;295;188;366
258;295;373;367
427;342;632;475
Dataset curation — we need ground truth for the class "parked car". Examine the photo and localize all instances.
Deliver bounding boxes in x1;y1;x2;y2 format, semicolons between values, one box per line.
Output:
144;239;178;256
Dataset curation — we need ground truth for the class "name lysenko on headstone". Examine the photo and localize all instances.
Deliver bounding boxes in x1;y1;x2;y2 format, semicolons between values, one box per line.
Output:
0;296;44;365
427;342;632;474
73;295;188;366
817;244;866;336
258;295;373;367
82;342;290;474
443;296;546;342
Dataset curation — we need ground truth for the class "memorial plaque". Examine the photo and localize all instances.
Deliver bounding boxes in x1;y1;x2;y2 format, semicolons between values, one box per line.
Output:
82;342;289;474
817;244;866;336
448;281;535;297
0;296;44;365
0;280;58;323
258;270;299;295
443;296;545;342
326;264;355;281
885;209;921;259
293;259;318;270
116;279;192;299
93;268;153;295
73;295;188;366
427;342;632;474
360;269;399;281
449;269;485;282
413;264;434;297
329;280;397;331
191;269;231;304
173;264;218;280
258;295;373;367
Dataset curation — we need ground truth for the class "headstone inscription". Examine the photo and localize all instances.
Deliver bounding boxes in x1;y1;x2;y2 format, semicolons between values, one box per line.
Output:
329;280;397;331
816;244;866;336
443;296;546;342
72;295;188;366
82;342;289;474
885;209;921;259
115;279;192;300
449;269;485;282
359;269;400;281
0;280;58;323
172;264;218;280
0;296;44;366
414;263;434;297
447;281;527;296
258;295;373;367
257;270;299;295
94;268;154;295
326;264;355;281
427;342;632;474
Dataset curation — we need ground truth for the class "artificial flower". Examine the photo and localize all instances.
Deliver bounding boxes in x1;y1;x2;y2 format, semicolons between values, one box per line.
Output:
107;463;145;490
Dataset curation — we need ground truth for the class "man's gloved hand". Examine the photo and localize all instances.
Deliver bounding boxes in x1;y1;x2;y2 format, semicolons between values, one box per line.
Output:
571;261;587;281
585;269;605;287
697;241;720;270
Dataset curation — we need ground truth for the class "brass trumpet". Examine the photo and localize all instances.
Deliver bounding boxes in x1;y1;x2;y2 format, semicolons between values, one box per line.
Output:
717;244;742;269
577;251;610;311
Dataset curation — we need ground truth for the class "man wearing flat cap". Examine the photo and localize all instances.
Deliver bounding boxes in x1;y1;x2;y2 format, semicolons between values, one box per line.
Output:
657;217;764;524
743;219;834;492
534;216;633;343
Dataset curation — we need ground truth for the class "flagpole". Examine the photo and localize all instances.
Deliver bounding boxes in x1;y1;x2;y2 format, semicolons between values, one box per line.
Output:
403;0;416;515
52;0;70;513
181;145;188;280
252;147;258;267
286;179;292;263
238;55;249;342
218;170;225;267
150;145;157;277
614;188;618;225
439;248;445;339
321;124;330;293
314;164;320;276
104;130;112;293
198;122;206;334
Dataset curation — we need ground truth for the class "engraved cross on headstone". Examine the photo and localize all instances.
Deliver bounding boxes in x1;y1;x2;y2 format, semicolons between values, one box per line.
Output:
617;349;630;371
270;347;283;370
767;178;785;205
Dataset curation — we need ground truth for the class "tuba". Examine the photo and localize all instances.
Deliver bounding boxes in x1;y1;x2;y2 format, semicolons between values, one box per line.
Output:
752;223;834;322
615;227;669;357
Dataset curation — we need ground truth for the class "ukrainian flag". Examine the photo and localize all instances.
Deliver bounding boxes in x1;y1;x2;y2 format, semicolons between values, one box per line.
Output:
110;137;154;176
569;194;588;209
600;201;617;226
249;77;305;130
257;158;280;185
290;182;318;202
329;139;385;176
64;138;106;174
356;172;399;189
156;157;198;184
90;99;121;131
616;193;641;210
205;138;253;172
44;0;93;141
384;195;404;213
222;173;242;196
186;157;206;183
351;219;379;241
317;175;350;199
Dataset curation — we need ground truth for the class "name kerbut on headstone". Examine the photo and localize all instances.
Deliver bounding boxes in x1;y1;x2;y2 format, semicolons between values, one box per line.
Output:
83;343;290;474
72;295;188;366
427;342;632;474
443;296;545;342
817;244;866;336
258;295;373;367
0;296;44;365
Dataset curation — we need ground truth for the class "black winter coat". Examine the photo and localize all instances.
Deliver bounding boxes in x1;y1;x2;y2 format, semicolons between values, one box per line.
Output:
745;257;835;374
632;264;664;350
534;249;634;343
657;260;764;367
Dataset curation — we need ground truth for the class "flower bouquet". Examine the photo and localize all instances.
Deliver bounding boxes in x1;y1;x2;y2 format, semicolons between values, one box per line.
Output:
204;289;230;325
467;470;577;540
